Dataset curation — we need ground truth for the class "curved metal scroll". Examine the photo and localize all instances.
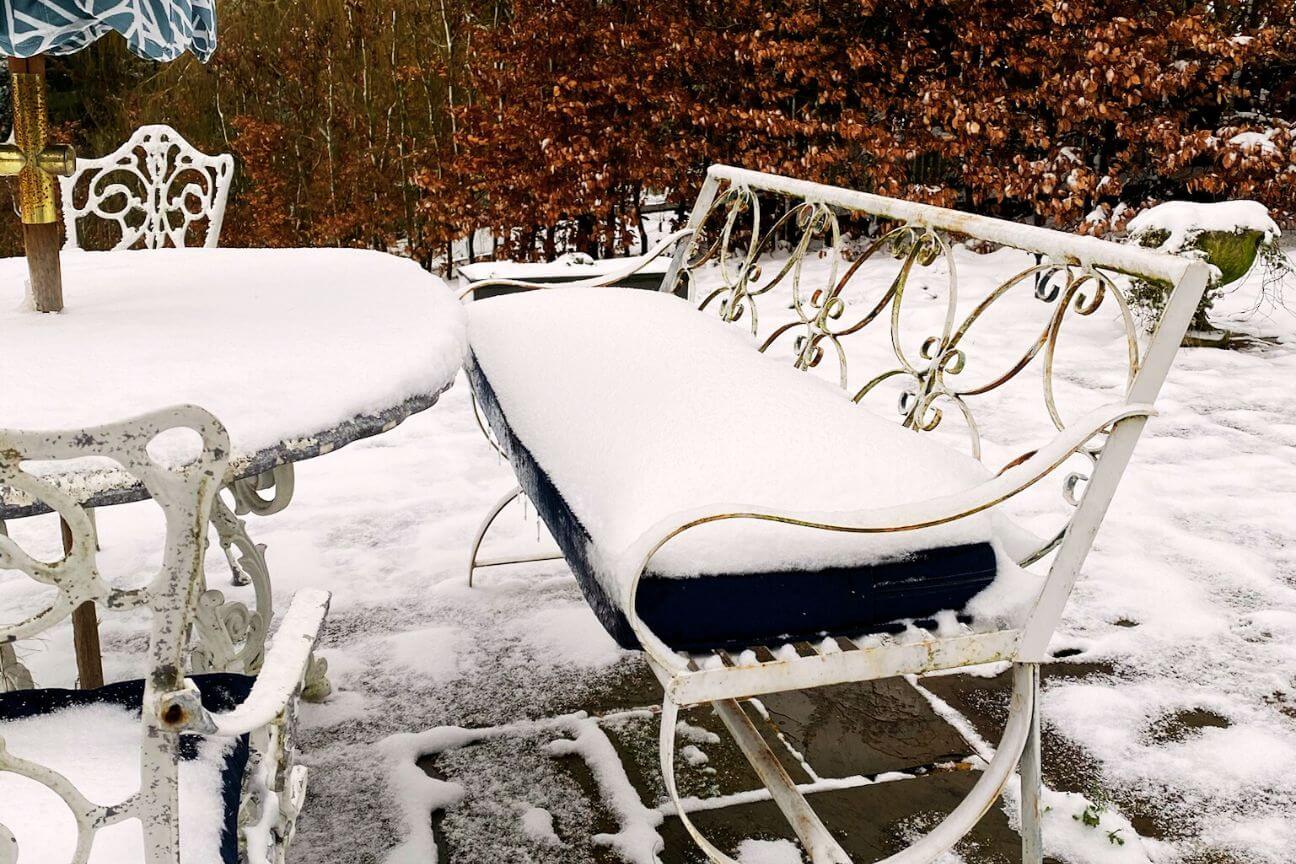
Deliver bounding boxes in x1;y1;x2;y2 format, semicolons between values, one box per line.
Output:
188;464;293;675
676;178;1144;565
229;464;296;518
188;492;273;676
59;124;234;251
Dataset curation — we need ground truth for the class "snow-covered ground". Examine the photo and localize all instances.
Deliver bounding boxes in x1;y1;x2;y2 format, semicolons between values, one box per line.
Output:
1;241;1293;864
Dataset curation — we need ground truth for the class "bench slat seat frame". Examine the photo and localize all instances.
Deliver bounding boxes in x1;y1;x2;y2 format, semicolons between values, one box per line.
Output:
463;164;1210;864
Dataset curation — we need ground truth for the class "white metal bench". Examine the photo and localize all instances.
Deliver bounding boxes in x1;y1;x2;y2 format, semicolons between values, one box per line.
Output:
0;406;329;864
463;165;1208;863
59;124;234;251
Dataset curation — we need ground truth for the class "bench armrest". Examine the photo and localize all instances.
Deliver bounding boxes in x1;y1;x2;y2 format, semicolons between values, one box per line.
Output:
619;401;1153;666
160;588;331;737
458;229;693;300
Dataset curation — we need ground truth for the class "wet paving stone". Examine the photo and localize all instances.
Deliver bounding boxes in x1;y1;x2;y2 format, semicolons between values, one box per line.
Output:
549;655;665;716
418;672;1037;863
1179;852;1250;864
423;660;1226;862
1145;707;1231;743
600;704;780;806
423;727;627;864
916;660;1114;747
756;677;972;778
916;661;1247;852
657;771;1060;864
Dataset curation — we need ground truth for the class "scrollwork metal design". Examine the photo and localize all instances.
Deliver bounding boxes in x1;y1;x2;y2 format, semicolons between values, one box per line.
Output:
229;464;296;519
190;492;273;675
677;179;1143;563
188;465;334;702
0;407;326;863
0;644;33;693
59;124;233;251
239;706;311;863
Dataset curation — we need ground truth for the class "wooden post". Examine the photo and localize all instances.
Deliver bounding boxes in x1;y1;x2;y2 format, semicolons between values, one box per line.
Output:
61;518;104;689
8;55;65;313
21;219;64;311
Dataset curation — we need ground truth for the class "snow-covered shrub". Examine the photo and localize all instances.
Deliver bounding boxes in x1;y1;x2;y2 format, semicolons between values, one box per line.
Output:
1125;200;1289;339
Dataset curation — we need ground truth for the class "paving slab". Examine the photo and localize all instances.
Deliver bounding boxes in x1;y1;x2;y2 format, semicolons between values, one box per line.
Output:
418;669;1051;863
916;659;1250;856
757;677;972;778
422;725;626;864
656;770;1060;864
600;701;815;807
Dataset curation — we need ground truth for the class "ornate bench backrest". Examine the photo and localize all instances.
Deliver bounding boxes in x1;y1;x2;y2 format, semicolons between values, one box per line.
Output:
663;165;1205;460
658;166;1209;657
664;167;1199;447
59;124;234;251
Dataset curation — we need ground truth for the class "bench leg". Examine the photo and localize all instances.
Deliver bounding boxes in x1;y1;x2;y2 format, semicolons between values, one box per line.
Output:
1020;663;1043;864
657;663;1037;863
466;485;563;586
707;698;851;863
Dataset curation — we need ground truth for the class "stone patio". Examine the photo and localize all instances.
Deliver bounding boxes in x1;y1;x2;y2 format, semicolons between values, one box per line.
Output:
414;658;1158;863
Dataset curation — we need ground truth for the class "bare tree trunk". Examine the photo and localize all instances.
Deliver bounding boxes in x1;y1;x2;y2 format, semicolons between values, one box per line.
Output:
543;224;556;261
605;204;618;259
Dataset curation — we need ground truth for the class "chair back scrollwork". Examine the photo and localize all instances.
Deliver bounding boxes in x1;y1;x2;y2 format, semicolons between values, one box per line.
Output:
59;124;234;251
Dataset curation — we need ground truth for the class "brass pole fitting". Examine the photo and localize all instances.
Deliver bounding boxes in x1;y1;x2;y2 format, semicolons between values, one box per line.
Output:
8;71;76;225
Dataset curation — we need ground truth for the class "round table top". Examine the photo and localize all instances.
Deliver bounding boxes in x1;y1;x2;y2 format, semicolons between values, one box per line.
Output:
0;247;467;518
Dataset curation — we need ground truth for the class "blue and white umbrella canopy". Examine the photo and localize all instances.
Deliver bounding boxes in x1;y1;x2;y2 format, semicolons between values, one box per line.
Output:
1;0;215;62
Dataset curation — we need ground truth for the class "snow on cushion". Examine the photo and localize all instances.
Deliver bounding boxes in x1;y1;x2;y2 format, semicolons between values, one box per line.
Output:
467;287;1012;650
0;674;254;864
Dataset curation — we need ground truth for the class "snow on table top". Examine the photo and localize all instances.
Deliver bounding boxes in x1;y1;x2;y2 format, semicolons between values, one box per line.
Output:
0;248;466;511
0;701;231;863
468;287;1004;608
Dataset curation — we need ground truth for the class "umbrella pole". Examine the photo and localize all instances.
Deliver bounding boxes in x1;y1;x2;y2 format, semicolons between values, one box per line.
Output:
4;56;75;313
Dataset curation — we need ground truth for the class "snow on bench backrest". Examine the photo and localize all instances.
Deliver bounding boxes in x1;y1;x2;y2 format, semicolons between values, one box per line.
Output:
662;165;1204;456
656;165;1209;576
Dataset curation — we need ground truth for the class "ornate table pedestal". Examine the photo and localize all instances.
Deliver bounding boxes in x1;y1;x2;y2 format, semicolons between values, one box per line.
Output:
190;464;331;701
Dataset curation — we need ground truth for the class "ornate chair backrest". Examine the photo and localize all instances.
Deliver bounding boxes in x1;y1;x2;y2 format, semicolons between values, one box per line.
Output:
0;405;230;864
659;166;1209;658
59;124;234;251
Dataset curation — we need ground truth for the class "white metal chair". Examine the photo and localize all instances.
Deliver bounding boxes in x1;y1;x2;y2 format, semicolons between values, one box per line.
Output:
0;405;329;864
462;165;1210;863
59;124;233;251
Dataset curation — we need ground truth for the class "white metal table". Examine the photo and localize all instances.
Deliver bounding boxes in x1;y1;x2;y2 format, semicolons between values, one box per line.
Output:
0;247;467;692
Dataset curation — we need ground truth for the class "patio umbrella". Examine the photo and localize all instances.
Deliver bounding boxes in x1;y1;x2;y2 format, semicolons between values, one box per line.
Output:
1;0;216;313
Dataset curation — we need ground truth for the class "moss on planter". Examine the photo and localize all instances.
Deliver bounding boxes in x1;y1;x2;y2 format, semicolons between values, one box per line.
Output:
1192;230;1264;286
1131;227;1271;339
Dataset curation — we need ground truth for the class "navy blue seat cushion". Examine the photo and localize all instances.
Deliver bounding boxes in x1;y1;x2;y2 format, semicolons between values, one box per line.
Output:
0;672;255;864
468;354;998;652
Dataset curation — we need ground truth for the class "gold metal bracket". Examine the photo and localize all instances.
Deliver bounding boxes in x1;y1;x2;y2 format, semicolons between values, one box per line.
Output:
1;71;75;224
